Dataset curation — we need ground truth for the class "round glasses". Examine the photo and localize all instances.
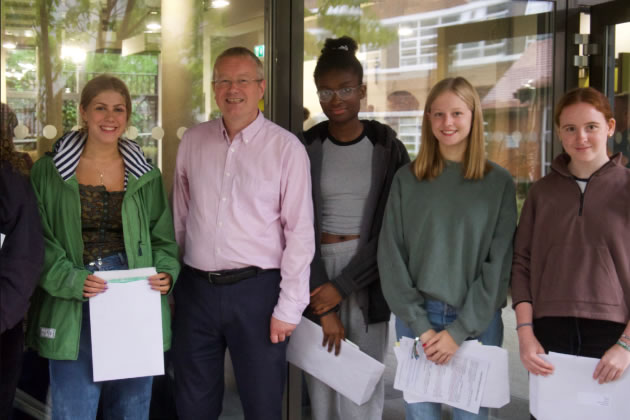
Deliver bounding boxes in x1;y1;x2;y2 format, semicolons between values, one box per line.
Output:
316;85;362;103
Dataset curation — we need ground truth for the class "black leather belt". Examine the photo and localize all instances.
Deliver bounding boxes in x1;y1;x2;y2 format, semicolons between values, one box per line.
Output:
186;264;276;285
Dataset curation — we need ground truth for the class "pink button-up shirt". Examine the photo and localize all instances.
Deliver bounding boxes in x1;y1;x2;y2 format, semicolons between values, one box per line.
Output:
173;112;315;324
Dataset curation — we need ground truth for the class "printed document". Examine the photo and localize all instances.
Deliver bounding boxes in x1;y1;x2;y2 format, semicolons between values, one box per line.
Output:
393;337;508;413
89;267;163;382
530;352;630;420
395;339;510;409
287;317;385;405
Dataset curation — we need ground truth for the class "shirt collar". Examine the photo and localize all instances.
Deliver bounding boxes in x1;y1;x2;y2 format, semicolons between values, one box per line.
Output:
219;111;264;145
52;131;153;188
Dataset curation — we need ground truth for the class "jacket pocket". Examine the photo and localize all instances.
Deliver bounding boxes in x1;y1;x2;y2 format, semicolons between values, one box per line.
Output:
538;245;623;307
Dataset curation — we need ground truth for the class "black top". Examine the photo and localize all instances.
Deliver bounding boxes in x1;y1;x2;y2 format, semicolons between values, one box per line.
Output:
0;164;44;333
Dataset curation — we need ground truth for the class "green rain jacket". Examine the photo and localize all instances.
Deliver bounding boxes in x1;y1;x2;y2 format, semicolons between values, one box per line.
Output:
26;131;180;360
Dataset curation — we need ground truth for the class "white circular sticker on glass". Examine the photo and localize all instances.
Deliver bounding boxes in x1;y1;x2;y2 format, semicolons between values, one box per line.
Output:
14;124;29;139
126;126;139;140
176;127;187;140
43;125;58;139
151;126;165;140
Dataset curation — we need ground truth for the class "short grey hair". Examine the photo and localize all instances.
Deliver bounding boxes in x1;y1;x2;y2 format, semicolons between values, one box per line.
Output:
213;47;264;80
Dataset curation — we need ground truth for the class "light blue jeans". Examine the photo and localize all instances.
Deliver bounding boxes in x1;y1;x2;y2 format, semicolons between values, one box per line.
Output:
395;300;504;420
49;253;153;420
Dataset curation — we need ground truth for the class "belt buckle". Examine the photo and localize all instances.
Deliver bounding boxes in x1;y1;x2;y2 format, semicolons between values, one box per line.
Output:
208;271;222;284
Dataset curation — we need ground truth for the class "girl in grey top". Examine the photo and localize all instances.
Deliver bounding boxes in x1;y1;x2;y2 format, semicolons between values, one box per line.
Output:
300;36;409;420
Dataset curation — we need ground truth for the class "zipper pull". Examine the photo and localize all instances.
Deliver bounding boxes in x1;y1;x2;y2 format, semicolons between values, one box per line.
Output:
138;241;143;256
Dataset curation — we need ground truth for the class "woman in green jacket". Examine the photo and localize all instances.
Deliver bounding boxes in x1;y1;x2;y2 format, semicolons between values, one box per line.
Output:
27;75;180;419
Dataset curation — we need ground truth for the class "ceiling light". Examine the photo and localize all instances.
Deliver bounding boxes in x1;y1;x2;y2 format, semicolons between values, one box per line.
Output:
145;11;161;31
211;0;230;8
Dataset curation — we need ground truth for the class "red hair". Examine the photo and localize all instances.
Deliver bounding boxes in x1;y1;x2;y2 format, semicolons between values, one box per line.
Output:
554;87;613;127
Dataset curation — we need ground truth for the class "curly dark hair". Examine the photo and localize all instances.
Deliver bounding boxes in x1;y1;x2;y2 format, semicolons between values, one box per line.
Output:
313;36;363;84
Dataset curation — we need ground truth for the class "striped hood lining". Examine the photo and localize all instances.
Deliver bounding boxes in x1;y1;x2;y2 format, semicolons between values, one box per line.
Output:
52;131;153;188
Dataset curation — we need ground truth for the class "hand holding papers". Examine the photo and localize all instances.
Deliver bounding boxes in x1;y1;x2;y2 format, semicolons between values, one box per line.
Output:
89;267;164;382
286;317;385;405
530;352;630;420
393;337;510;414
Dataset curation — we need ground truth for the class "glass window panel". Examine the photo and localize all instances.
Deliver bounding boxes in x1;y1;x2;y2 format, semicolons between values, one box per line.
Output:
303;0;555;212
2;0;265;193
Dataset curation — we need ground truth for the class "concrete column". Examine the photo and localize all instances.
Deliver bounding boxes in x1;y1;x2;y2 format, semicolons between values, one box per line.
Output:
160;0;196;193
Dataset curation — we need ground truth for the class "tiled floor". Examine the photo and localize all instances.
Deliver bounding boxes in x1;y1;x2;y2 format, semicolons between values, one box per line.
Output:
220;297;531;420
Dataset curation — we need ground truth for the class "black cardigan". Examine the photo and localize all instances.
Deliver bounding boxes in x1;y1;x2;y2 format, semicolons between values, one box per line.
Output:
300;120;410;324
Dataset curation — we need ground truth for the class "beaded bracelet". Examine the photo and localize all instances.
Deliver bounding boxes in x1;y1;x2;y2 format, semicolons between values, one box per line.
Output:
516;322;533;331
621;334;630;342
616;340;630;352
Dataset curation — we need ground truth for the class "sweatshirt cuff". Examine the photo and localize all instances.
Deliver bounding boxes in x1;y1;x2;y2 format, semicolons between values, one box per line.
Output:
330;276;352;299
446;320;469;346
409;316;434;340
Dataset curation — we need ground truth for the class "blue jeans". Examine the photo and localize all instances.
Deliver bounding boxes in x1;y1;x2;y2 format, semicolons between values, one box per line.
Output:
395;300;504;420
49;253;153;420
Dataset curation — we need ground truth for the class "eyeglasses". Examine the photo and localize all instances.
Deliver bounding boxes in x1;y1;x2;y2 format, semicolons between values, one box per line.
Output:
212;78;263;89
316;85;363;103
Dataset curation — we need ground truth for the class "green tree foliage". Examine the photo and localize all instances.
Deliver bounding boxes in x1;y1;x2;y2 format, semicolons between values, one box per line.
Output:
305;0;396;59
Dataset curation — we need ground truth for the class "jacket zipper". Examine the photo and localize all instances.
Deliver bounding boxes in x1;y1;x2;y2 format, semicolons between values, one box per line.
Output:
576;180;589;216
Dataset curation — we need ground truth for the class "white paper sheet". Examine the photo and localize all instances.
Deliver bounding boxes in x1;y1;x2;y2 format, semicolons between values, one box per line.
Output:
394;337;494;413
286;317;385;405
530;352;630;420
396;340;510;409
89;267;163;382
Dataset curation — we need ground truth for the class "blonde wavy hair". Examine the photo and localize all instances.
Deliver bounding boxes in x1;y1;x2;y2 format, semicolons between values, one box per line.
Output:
412;77;489;181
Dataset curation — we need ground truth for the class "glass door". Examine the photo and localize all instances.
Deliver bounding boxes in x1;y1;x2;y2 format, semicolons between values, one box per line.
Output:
590;0;630;166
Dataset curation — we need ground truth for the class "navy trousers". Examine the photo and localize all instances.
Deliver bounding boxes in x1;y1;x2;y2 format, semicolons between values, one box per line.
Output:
172;266;287;420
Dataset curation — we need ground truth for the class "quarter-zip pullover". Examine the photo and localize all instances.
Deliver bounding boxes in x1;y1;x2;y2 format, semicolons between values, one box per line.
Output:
512;153;630;325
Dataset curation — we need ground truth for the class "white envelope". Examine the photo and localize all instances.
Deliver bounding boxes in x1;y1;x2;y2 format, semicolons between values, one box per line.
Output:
287;317;385;405
89;267;164;382
530;352;630;420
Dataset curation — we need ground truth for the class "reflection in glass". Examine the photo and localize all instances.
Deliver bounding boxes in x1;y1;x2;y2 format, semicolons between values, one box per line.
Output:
304;0;554;212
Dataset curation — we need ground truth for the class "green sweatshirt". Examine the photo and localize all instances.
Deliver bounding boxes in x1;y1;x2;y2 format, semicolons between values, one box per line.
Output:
378;161;516;344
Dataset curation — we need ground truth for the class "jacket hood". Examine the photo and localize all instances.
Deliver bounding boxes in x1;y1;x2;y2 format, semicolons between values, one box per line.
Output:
551;152;623;178
302;119;397;147
50;131;153;188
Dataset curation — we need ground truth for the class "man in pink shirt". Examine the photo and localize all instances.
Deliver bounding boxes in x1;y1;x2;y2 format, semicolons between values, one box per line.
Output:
171;47;315;420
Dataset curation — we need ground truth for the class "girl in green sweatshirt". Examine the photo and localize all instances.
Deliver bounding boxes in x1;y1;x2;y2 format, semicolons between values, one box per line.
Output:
378;77;517;420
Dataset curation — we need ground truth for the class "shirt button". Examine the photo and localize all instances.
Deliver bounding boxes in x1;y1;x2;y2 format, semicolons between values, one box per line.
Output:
217;247;221;252
222;197;227;201
218;222;223;227
230;149;235;153
226;172;230;176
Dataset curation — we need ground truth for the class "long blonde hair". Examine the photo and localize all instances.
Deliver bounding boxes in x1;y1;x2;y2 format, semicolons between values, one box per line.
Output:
413;77;489;181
